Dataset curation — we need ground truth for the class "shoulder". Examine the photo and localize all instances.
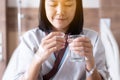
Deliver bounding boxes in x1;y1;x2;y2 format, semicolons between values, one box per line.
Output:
19;28;46;49
20;28;45;41
22;28;45;38
83;28;98;37
83;28;99;39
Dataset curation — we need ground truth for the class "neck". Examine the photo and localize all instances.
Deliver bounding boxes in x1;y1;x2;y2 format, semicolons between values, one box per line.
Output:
52;27;69;33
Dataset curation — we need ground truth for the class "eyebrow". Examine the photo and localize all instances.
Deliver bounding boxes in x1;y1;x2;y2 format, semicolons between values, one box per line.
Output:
66;0;73;1
49;0;58;1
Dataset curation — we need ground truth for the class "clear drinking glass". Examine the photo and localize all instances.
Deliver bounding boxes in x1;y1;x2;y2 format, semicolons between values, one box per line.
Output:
68;34;85;62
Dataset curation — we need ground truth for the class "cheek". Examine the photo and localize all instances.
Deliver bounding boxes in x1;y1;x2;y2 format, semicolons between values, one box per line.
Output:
68;7;76;21
46;8;55;20
45;4;54;20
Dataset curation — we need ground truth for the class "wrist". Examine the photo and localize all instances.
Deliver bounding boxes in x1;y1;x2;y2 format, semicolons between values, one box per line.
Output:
34;53;43;65
85;58;95;71
86;64;96;77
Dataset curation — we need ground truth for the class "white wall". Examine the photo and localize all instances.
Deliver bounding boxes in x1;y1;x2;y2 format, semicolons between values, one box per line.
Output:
8;0;100;8
8;0;40;8
83;0;100;8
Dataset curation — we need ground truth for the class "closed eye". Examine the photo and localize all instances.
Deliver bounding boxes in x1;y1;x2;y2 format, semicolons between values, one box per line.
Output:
48;2;57;7
65;2;73;7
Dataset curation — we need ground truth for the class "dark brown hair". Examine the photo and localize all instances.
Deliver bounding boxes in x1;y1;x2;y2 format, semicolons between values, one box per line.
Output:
38;0;84;35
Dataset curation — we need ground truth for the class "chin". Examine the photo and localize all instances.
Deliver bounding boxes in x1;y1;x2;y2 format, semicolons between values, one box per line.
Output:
53;26;67;32
55;25;67;29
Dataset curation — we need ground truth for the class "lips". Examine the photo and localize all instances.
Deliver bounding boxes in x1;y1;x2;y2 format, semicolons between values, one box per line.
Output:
53;16;67;22
55;17;67;20
56;18;66;20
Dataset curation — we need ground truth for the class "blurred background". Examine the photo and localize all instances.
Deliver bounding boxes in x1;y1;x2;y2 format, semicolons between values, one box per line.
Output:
0;0;120;80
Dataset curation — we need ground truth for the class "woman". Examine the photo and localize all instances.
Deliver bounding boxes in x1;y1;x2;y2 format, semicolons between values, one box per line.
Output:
3;0;109;80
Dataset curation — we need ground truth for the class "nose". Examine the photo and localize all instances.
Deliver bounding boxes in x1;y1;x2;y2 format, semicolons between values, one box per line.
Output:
56;4;65;15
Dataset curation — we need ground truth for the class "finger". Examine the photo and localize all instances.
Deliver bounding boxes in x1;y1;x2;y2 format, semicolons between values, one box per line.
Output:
84;52;94;62
46;35;66;44
47;47;57;55
70;46;92;53
43;32;65;40
74;37;90;43
41;35;66;49
70;47;91;52
45;40;65;50
71;49;93;59
69;41;92;48
47;45;65;54
67;38;74;43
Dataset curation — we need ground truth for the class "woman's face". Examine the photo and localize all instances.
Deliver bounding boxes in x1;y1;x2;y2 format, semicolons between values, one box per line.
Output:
45;0;76;32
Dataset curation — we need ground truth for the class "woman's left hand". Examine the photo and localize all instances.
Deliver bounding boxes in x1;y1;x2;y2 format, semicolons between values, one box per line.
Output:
68;36;95;71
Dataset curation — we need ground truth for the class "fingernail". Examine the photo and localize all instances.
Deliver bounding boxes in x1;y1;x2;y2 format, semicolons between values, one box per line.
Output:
60;32;65;37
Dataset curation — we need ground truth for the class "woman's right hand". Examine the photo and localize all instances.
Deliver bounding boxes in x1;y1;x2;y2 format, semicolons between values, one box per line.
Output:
36;32;66;63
